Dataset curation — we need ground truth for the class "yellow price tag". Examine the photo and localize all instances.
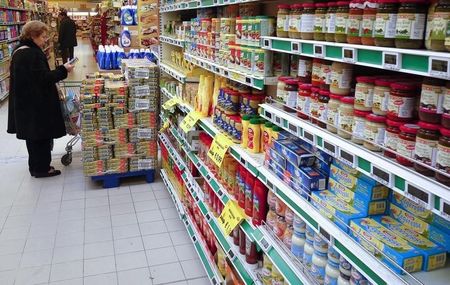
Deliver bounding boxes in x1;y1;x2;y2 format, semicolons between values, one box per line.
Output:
218;200;245;236
159;121;170;133
207;133;233;166
180;111;202;133
162;98;178;110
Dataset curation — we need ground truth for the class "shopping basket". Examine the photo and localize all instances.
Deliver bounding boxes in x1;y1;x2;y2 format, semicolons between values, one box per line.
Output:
57;80;82;166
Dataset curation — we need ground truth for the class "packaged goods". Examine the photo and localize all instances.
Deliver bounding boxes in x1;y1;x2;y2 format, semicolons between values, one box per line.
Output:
272;139;316;167
330;164;385;194
286;162;328;192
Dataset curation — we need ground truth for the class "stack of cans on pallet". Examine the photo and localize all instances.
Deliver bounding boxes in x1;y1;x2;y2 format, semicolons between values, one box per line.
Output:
80;60;159;176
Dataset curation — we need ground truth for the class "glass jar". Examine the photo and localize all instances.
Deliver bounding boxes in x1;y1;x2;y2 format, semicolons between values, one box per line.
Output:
298;84;312;119
374;0;399;47
290;55;299;78
373;78;395;115
348;0;365;44
362;0;379;45
314;3;328;40
414;121;440;176
364;113;387;151
284;79;299;110
335;1;350;42
312;58;324;87
327;93;342;133
301;3;316;40
289;4;303;39
330;62;353;95
276;76;292;104
395;0;428;49
384;119;403;157
443;82;450;128
352;110;370;144
419;78;446;124
354;76;376;111
397;124;420;166
338;97;355;139
387;82;420;122
277;5;290;37
298;56;313;83
429;0;450;51
317;89;330;128
320;60;332;90
310;87;321;124
436;127;450;186
326;2;338;41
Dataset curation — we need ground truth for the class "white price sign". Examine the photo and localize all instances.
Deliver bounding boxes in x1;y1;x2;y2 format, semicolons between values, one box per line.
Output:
291;42;301;54
382;52;401;71
406;183;430;209
135;99;150;110
134;85;150;97
314;44;325;58
137;128;153;139
342;48;357;63
138;159;153;170
135;68;149;79
428;57;450;79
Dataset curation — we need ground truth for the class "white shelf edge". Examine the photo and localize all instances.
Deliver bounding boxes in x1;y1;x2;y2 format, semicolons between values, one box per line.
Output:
160;35;185;48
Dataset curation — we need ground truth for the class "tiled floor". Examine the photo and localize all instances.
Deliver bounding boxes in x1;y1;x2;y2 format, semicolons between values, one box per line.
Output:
0;40;208;285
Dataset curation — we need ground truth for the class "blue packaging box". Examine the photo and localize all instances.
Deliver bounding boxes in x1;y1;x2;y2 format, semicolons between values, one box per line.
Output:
350;218;424;274
290;176;311;200
268;147;286;170
286;161;327;191
372;216;447;271
390;192;450;234
314;158;331;177
292;138;334;164
273;139;316;167
389;203;450;252
330;164;386;194
328;178;388;216
311;191;366;233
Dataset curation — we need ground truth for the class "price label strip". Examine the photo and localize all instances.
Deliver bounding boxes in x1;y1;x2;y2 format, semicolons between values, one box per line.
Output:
138;159;153;170
218;200;245;236
162;98;180;110
180;111;202;133
134;85;150;97
207;134;233;166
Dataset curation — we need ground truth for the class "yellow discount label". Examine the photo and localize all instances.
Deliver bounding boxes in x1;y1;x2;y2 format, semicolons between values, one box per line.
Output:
159;121;170;133
180;111;202;133
207;133;233;166
162;97;180;110
218;200;245;236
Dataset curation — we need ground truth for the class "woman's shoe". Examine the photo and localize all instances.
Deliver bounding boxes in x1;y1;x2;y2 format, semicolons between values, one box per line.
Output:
34;168;61;178
30;166;56;177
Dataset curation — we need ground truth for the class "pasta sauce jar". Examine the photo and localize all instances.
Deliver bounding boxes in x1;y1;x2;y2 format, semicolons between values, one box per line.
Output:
384;119;403;157
418;78;446;124
414;121;440;176
436;127;450;186
396;124;419;166
387;82;420;121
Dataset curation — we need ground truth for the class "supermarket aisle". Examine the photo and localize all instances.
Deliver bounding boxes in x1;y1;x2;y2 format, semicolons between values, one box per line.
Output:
0;60;208;285
66;38;99;82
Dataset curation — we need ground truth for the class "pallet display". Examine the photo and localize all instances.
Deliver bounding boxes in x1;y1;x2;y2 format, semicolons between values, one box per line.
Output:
158;1;450;285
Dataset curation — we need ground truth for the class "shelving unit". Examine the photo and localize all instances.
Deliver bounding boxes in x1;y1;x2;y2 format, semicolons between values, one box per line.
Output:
159;1;450;284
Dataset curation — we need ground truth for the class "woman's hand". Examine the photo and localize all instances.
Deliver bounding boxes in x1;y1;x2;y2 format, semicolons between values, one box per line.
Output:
64;63;74;73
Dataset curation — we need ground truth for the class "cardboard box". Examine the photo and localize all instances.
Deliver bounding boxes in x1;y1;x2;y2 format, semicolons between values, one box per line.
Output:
330;164;386;194
286;161;327;191
373;216;447;271
350;217;423;274
268;147;286;169
273;139;316;167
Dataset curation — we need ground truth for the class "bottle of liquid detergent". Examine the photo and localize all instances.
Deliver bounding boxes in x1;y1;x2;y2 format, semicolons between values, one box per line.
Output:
121;6;134;26
96;45;105;66
120;28;131;48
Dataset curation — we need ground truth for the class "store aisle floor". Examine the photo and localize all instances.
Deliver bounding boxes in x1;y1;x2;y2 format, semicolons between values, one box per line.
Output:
66;38;99;82
0;43;208;285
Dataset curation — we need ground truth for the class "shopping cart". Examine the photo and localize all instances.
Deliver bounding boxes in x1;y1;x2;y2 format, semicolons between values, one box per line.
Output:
57;80;82;166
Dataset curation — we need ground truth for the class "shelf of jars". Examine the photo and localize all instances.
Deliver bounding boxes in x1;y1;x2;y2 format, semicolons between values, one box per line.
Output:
160;0;259;13
160;35;185;48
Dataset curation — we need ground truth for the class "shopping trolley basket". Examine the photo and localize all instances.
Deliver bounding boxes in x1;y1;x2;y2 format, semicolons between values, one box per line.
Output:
57;80;82;166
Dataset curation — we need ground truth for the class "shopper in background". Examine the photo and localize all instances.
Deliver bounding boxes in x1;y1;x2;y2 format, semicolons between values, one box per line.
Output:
58;10;77;63
7;21;74;178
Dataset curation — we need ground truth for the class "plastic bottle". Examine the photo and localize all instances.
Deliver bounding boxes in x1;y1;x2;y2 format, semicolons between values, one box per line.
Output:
97;45;105;67
144;49;152;61
244;171;255;216
139;48;145;58
262;254;273;285
247;118;261;153
291;231;306;258
238;168;247;209
104;46;111;70
252;180;268;226
325;260;340;285
241;115;251;149
311;250;328;284
303;238;314;270
117;47;126;68
132;5;138;25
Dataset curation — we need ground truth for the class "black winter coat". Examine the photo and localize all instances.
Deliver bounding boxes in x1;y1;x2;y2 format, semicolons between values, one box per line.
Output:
7;40;68;140
58;16;78;49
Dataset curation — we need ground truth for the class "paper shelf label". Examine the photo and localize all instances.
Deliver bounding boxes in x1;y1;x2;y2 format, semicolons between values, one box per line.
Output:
429;57;450;79
291;42;301;53
288;123;298;135
323;141;338;157
303;130;315;145
207;134;233;167
180;111;201;133
134;85;150;97
382;52;401;71
262;39;271;49
319;227;331;243
406;183;430;208
135;99;150;110
134;68;149;79
162;98;179;110
138;159;152;170
218;200;245;236
258;236;272;253
227;249;236;261
137;128;153;139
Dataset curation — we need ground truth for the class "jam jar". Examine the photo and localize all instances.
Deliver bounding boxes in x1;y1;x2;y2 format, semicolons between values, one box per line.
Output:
429;0;450;51
373;78;396;115
298;83;312;119
364;113;387;151
414;121;440;176
330;62;353;95
320;60;332;90
384;119;403;157
310;87;321;124
338;96;355;139
326;2;338;42
298;56;313;83
397;124;420;166
301;3;316;40
352;110;371;144
443;82;450;128
394;0;428;49
312;58;324;87
361;0;379;45
347;0;365;44
418;78;446;124
374;0;399;47
387;82;420;122
436;127;450;186
289;4;303;39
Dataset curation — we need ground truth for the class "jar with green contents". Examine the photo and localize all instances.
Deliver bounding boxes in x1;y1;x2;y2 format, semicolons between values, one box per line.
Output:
289;4;303;39
301;3;316;40
326;2;338;41
347;0;365;44
431;0;450;51
374;0;399;47
395;0;428;49
277;5;290;38
335;1;350;42
362;0;379;45
314;3;328;40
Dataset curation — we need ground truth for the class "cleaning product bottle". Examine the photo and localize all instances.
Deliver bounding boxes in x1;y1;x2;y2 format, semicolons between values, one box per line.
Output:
121;6;134;25
103;45;111;69
252;180;268;226
139;48;145;58
117;47;126;67
244;171;255;216
144;49;152;61
241;115;251;149
97;45;105;66
111;46;118;69
247;118;261;153
132;5;138;25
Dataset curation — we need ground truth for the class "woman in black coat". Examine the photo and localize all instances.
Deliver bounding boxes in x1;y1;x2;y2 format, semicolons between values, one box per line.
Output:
7;21;74;178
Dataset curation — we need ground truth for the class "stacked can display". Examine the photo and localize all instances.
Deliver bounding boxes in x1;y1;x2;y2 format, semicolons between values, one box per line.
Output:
80;59;159;176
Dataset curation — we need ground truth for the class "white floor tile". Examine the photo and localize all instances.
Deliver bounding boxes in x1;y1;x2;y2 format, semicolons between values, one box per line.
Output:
49;278;83;285
169;230;192;246
142;233;172;250
131;192;156;203
146;247;178;266
114;237;144;255
0;253;21;271
134;200;159;213
156;199;174;209
14;265;51;285
85;197;109;208
85;206;110;218
56;219;84;235
112;224;141;240
175;244;198;261
0;238;26;255
55;232;84;248
21;249;53;268
83;256;116;276
137;210;163;224
84;272;117;285
160;208;179;220
164;218;185;232
52;245;83;264
111;213;138;227
0;270;15;285
84;216;112;230
180;259;206;279
60;199;85;211
84;227;112;244
139;221;167;236
109;194;133;206
110;203;135;216
84;241;114;260
115;251;148;271
117;268;152;285
149;262;185;285
187;277;210;285
50;261;83;282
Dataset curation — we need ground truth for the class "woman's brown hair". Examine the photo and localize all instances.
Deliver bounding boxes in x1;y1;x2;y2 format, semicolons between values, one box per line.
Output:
19;21;49;41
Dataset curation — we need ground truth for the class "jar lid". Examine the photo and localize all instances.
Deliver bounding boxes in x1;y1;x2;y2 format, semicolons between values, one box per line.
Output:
354;110;371;118
375;78;396;87
337;1;351;5
272;126;283;131
328;1;338;6
400;124;420;134
390;82;420;91
440;127;450;137
278;76;293;81
242;115;251;121
277;4;291;9
249;118;260;124
386;119;404;127
418;121;440;131
399;0;427;3
303;3;316;8
291;4;303;9
285;79;299;85
356;76;376;84
329;93;344;99
315;3;328;8
299;83;312;90
233;116;242;123
319;89;330;96
265;122;273;128
340;96;355;104
377;0;399;3
366;113;387;123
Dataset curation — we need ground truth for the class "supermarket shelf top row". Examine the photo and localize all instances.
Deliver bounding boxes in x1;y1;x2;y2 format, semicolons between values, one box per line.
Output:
160;0;259;12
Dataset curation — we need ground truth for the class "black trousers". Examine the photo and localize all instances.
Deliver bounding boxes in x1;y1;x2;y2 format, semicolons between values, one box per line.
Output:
61;47;74;64
26;139;52;174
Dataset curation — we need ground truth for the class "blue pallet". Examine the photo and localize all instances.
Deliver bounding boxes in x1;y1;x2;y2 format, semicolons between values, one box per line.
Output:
91;169;156;188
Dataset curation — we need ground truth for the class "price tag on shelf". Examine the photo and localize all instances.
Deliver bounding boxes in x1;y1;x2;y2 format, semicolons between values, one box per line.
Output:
138;159;152;170
258;236;272;253
218;200;245;236
207;133;233;167
137;128;153;139
440;199;450;221
162;98;179;110
382;52;401;71
371;164;393;187
323;140;338;157
428;57;450;79
339;149;356;168
134;68;149;79
342;47;357;63
406;183;430;209
291;42;301;54
134;85;150;97
314;44;325;58
135;98;150;110
180;111;202;133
